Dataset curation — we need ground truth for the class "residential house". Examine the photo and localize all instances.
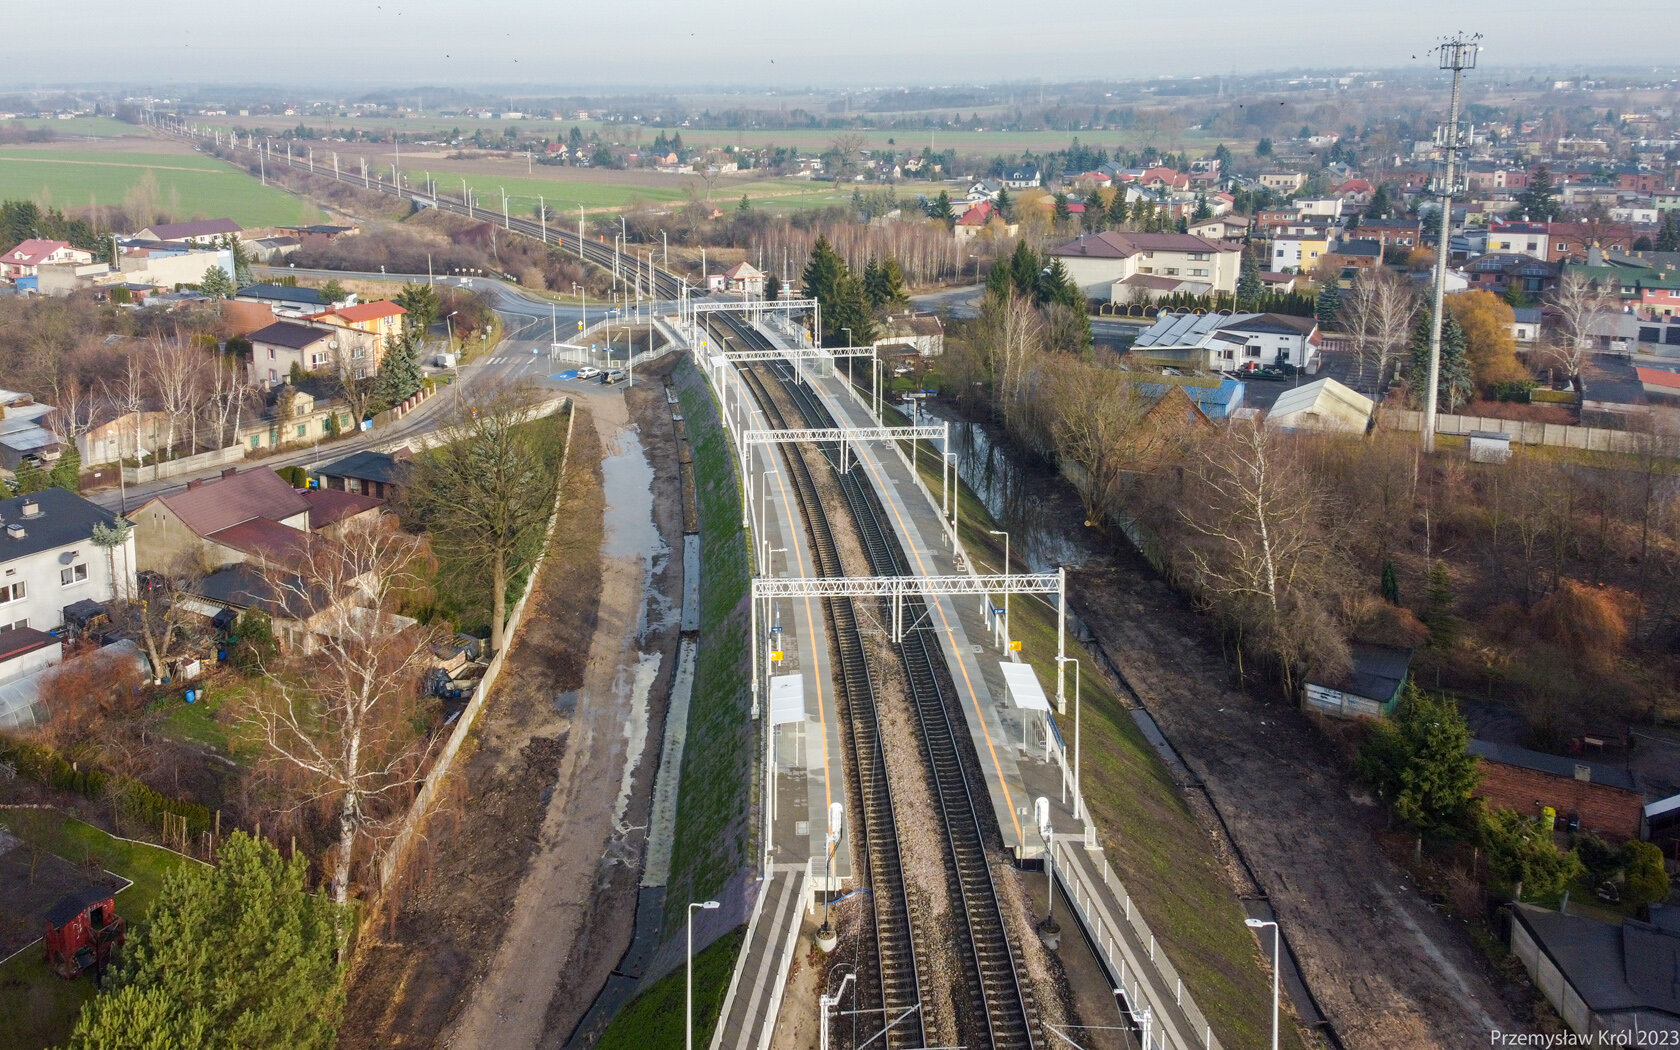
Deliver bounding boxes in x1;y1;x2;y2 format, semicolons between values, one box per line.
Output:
954;200;1018;243
1255;209;1301;235
76;410;172;468
275;224;358;249
1;239;93;281
1123;375;1246;420
1354;217;1422;251
1000;167;1041;190
1131;312;1321;371
1468;739;1643;839
132;218;241;246
316;449;411;500
236;387;356;453
1127;167;1189;192
1509;905;1680;1042
1271;229;1333;273
1258;170;1308;194
299;488;384;539
1050;231;1240;299
0;487;136;634
1511;306;1543;344
312;300;406;373
247;320;378;387
1331;178;1374;203
1322;239;1384;287
1546;221;1637;263
0;392;62;475
872;314;945;357
1464;253;1560;298
130;466;312;571
245;236;301;263
114;244;234;290
1486;221;1551;259
1266;377;1373;433
235;283;343;318
1186;214;1249;241
1295;197;1344;220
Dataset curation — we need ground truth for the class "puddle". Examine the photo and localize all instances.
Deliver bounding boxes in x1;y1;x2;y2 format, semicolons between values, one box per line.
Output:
553;690;579;717
613;650;662;828
600;423;663;561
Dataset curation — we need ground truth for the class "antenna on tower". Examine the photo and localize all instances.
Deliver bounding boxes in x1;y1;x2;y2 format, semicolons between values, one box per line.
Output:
1420;32;1481;453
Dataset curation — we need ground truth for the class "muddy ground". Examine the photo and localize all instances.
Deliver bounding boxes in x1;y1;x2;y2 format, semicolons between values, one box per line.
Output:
339;363;690;1050
1071;548;1527;1050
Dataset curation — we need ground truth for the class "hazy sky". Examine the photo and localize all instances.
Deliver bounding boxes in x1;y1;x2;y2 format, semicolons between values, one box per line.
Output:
4;1;1677;90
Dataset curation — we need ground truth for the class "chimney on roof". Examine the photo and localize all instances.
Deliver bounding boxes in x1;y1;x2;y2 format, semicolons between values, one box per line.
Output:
20;499;40;519
186;479;203;491
222;467;238;479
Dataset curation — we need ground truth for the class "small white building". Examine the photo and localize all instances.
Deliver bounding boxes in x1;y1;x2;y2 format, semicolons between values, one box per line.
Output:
1265;377;1373;433
1468;431;1513;463
0;488;135;636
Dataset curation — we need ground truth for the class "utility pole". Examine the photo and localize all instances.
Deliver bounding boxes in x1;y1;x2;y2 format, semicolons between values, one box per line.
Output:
1422;33;1480;452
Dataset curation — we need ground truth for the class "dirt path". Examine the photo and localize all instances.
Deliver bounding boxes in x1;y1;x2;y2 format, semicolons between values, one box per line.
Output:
339;405;607;1050
446;379;686;1050
1071;552;1520;1050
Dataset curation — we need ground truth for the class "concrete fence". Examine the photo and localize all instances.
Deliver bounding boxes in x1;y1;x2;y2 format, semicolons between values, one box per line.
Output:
1379;406;1659;454
120;444;245;485
372;398;575;902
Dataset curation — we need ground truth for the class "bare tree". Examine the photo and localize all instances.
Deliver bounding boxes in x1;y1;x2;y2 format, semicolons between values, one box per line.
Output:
238;520;438;905
1048;360;1186;526
202;354;251;450
120;552;207;683
1341;268;1418;392
1545;270;1618;380
146;333;199;465
1180;421;1350;691
401;381;560;654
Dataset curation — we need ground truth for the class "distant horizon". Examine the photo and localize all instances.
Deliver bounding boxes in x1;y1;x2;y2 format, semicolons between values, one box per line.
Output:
2;62;1678;100
3;0;1678;93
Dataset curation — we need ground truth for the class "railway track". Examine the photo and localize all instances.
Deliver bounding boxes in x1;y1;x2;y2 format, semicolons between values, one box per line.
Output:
728;337;925;1049
171;121;1034;1047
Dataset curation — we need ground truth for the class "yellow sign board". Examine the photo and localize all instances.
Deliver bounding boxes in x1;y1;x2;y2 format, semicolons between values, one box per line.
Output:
1008;640;1022;652
771;650;784;662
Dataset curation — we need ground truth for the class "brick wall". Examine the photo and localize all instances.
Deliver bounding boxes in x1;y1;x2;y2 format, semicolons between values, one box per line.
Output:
1475;759;1643;839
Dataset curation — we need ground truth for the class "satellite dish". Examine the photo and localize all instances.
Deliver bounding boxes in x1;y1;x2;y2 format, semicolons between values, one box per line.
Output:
328;339;340;350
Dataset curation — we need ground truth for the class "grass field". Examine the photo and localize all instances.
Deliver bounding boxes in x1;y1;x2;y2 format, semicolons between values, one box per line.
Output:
0;810;204;1050
0;145;324;226
2;116;140;139
393;165;846;215
593;927;744;1050
203;114;1236;155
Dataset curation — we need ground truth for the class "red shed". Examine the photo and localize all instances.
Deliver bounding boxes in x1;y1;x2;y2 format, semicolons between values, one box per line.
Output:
43;886;125;980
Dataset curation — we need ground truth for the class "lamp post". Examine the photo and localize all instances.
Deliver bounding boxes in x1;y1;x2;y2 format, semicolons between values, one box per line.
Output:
1245;918;1281;1050
989;529;1011;646
444;310;459;358
1035;797;1060;950
688;900;721;1050
1056;656;1082;820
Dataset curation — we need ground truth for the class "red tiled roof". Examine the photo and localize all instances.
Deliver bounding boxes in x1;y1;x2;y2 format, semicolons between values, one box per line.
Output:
724;261;763;279
1637;367;1680;390
3;238;73;266
206;517;313;563
957;201;997;225
153;468;311;538
329;300;406;323
1050;231;1230;259
301;488;384;530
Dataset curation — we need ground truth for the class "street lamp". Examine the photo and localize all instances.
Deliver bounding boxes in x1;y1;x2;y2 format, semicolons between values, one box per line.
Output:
1245;918;1281;1050
444;310;459;356
1035;797;1059;949
688;899;721;1050
1057;656;1082;821
989;529;1011;646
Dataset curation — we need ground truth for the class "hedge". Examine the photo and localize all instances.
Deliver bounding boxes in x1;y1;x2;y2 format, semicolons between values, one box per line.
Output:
0;738;212;837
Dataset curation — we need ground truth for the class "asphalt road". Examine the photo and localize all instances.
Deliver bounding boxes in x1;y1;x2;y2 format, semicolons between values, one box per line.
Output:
89;271;623;513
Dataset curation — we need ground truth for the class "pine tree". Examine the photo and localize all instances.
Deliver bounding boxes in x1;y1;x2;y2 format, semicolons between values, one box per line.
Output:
930;190;955;229
65;833;345;1050
862;256;886;309
377;331;423;405
984;259;1013;300
1008;240;1040;300
1657;211;1680;253
1237;249;1263;309
1355;686;1481;838
1381;559;1400;605
1053;192;1071;228
49;445;80;491
994;186;1014;223
394;283;439;336
198;264;235;300
11;457;48;495
1423;561;1458;649
1408;309;1474;413
1518;165;1560;221
1315;284;1343;329
1367;182;1393;220
1107;189;1129;227
1192;193;1212;222
1084;191;1106;232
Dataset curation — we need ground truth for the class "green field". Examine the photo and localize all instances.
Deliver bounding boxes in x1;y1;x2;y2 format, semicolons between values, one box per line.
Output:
2;116;141;139
204;114;1234;155
0;146;324;226
392;166;846;215
0;810;204;1050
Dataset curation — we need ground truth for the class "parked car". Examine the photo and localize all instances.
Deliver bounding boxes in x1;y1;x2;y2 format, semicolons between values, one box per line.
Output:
601;368;627;385
574;366;602;380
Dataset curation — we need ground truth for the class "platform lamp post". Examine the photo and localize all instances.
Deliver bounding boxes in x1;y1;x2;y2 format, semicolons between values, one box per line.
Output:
1056;656;1082;821
687;899;721;1050
817;802;844;953
1245;918;1281;1050
1035;797;1060;950
989;529;1011;646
